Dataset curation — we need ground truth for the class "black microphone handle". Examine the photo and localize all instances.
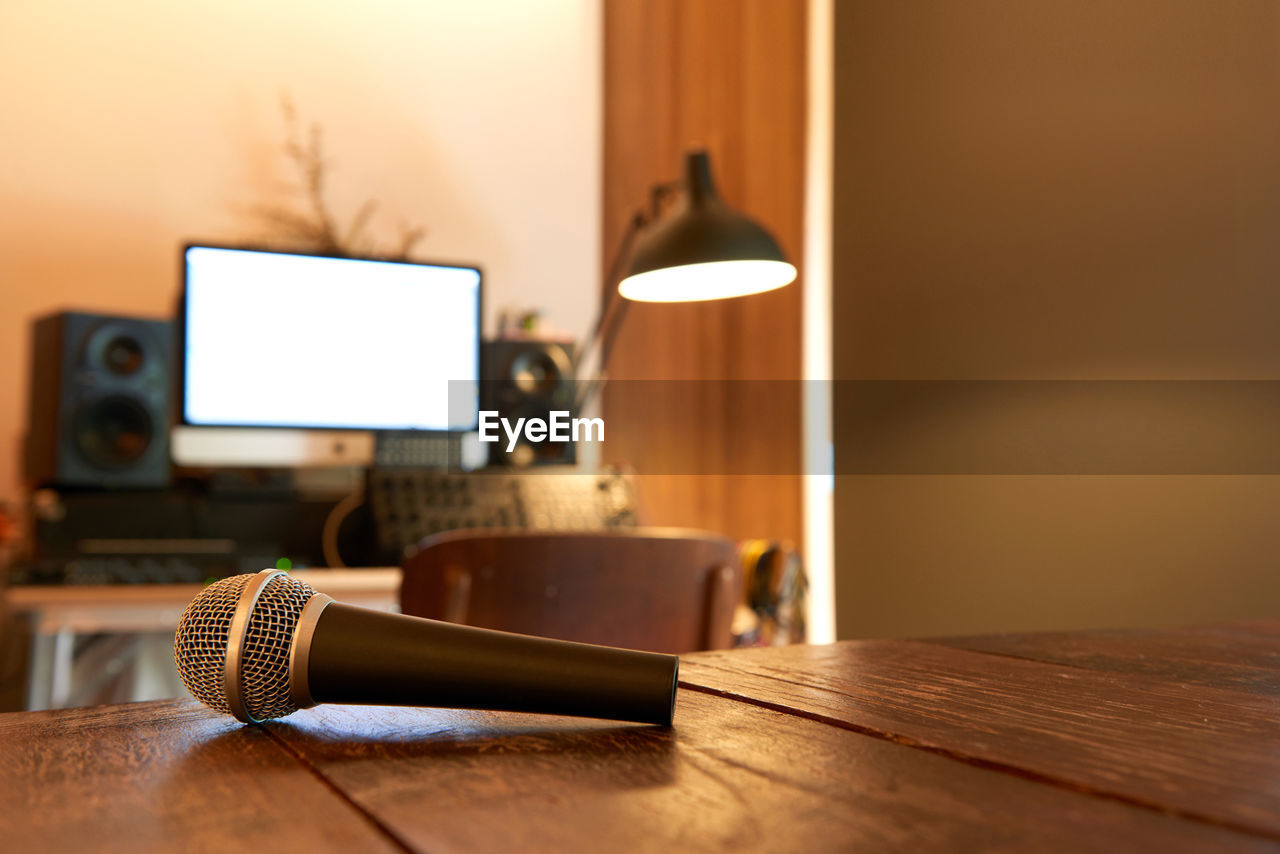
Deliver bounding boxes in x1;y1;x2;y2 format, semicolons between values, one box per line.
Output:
304;603;679;726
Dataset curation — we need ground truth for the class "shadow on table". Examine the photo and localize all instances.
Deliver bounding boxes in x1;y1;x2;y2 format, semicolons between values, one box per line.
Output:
259;704;679;789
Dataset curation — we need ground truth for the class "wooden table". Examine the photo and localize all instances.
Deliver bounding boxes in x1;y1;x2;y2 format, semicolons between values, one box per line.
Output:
2;621;1279;852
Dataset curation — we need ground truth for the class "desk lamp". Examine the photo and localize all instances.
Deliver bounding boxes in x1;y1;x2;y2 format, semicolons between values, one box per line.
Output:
578;149;797;407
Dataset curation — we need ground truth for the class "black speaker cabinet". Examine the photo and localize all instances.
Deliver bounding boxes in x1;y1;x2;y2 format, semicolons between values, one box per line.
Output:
25;311;173;489
482;339;577;467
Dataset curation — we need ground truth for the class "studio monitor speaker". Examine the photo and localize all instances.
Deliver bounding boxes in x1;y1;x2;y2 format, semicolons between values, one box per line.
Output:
482;338;577;467
25;311;173;489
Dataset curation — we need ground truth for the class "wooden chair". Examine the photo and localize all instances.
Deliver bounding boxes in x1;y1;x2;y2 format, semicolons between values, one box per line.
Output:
400;529;741;654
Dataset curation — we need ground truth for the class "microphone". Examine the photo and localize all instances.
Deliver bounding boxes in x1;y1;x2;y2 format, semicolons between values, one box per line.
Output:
174;569;679;726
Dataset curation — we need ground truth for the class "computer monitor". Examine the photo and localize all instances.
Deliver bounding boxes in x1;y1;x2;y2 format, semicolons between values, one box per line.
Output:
176;245;481;465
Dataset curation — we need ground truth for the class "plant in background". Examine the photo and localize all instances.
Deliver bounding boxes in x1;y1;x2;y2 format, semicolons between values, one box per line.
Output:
252;95;426;260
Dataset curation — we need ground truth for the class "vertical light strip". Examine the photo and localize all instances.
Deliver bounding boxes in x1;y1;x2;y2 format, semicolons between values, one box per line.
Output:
803;0;836;643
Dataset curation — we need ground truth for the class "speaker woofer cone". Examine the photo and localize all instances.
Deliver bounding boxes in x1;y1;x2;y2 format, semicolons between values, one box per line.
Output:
74;395;155;469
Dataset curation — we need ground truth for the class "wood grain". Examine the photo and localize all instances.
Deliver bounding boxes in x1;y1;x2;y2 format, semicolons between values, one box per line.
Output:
1193;619;1280;638
680;640;1280;839
930;623;1280;694
262;693;1271;853
5;629;1280;851
602;0;806;546
0;699;401;854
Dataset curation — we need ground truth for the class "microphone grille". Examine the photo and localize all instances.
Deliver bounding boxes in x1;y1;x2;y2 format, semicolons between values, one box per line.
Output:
175;571;317;721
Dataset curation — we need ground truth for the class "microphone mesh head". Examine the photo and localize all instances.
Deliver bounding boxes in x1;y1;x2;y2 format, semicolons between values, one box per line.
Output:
174;572;317;721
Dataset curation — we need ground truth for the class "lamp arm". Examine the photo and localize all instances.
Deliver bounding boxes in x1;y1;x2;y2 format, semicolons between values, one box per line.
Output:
575;209;646;412
575;179;683;412
594;275;629;382
648;180;682;218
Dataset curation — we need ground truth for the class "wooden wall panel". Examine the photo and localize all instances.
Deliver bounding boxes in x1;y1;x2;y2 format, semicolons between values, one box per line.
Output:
602;0;807;546
831;1;1280;638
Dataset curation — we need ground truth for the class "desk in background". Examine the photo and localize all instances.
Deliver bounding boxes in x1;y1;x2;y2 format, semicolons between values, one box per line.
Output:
1;621;1278;851
5;569;400;710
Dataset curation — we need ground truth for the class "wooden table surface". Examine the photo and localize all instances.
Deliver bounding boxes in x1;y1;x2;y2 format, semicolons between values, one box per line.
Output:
2;621;1279;852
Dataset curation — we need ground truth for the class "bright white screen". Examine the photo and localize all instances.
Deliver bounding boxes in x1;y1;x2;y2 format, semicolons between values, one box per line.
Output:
183;247;480;430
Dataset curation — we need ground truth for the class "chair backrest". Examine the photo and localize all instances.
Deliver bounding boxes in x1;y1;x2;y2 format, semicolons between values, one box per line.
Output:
400;528;741;654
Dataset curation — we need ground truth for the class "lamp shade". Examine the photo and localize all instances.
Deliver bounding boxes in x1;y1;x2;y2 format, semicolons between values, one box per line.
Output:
617;151;797;303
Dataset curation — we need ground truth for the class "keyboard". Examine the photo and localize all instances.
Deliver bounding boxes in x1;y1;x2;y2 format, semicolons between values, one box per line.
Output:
367;468;637;561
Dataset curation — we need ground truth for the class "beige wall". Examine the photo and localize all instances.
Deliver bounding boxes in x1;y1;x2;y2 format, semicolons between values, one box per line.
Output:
0;0;600;507
833;1;1280;637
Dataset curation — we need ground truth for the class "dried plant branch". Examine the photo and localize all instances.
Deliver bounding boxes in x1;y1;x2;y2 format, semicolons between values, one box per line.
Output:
249;205;331;242
249;94;427;260
343;199;379;254
395;221;427;258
